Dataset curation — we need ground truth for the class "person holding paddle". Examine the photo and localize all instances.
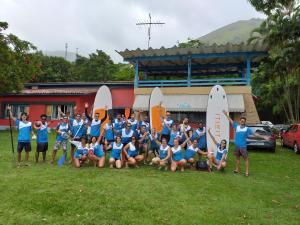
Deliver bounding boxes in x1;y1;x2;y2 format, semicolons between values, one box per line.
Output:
7;105;34;166
50;116;70;164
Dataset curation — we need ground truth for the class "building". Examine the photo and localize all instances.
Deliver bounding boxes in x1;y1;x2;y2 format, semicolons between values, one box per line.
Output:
0;82;134;129
117;43;268;125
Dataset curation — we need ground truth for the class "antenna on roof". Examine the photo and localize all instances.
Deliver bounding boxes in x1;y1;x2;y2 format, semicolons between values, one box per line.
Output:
65;43;68;60
136;13;165;49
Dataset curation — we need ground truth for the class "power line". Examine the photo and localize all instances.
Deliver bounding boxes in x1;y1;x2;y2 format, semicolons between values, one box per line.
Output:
136;13;165;49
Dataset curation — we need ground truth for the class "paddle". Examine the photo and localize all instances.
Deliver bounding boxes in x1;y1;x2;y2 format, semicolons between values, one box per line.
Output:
57;122;83;166
7;108;16;166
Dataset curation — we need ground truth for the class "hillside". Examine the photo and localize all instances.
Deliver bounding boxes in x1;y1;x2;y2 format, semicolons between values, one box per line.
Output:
198;18;263;44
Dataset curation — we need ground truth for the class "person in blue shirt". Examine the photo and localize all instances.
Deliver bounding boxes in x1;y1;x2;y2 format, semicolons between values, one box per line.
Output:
170;137;189;172
191;121;207;151
7;106;34;166
88;136;106;168
121;122;134;145
207;128;228;171
179;118;191;144
168;124;182;147
127;113;139;137
113;113;125;135
137;125;150;164
123;136;144;168
152;137;171;171
107;135;124;169
161;112;173;142
33;114;51;163
103;119;115;143
138;111;150;132
69;114;86;162
71;136;89;168
223;111;269;176
184;138;207;167
51;116;70;164
84;103;108;143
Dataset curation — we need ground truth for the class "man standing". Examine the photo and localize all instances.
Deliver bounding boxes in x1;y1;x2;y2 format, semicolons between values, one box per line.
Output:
34;114;51;163
161;112;173;142
223;111;268;176
69;114;86;162
51;116;70;164
7;105;34;166
191;121;207;152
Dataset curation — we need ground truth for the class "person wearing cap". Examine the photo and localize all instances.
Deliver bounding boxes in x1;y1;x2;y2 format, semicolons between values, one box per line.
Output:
51;116;70;164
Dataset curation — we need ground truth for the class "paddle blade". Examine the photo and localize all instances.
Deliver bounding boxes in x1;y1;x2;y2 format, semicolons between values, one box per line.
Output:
125;108;131;119
57;152;67;166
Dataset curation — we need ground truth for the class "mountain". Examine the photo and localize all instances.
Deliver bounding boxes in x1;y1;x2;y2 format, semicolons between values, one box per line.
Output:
198;18;263;44
43;50;77;62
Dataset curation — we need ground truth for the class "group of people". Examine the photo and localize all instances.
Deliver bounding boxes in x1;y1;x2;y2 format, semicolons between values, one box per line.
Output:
7;103;266;175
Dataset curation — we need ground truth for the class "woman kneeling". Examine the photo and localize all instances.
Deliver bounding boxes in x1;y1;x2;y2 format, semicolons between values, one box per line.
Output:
88;137;106;168
124;136;144;168
72;137;89;168
152;137;171;170
170;138;189;172
207;128;228;171
107;136;123;169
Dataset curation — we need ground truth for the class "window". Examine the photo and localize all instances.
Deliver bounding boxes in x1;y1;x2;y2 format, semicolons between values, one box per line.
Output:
3;104;29;119
47;104;74;119
169;112;206;123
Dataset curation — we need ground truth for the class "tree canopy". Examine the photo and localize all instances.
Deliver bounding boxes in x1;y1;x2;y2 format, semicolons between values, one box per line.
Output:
249;0;300;123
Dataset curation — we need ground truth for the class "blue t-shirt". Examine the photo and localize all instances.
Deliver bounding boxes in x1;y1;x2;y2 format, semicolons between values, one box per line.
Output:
93;144;105;158
215;144;228;161
90;119;101;137
121;128;134;144
191;127;207;149
139;121;150;132
104;123;114;141
113;119;124;134
162;119;173;135
16;119;32;142
56;122;70;141
37;122;48;143
233;122;253;148
70;118;85;138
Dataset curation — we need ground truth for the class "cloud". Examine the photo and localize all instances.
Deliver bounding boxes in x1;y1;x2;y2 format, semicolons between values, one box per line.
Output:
0;0;264;62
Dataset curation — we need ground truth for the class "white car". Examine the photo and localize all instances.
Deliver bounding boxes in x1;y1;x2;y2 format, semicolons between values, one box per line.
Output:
261;121;274;128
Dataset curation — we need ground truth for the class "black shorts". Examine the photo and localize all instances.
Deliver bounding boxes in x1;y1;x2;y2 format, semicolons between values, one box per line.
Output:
71;138;82;148
17;142;31;153
161;134;170;142
37;143;48;152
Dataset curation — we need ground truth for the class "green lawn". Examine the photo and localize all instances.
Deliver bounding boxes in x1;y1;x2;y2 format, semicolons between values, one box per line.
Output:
0;131;299;225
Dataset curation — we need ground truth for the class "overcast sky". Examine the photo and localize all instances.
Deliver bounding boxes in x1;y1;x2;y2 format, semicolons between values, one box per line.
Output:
0;0;264;62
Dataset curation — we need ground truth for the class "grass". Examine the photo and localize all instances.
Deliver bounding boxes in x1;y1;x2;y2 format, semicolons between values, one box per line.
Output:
0;130;299;225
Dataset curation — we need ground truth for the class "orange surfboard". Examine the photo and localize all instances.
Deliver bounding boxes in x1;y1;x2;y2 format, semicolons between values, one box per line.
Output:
93;85;112;134
149;87;166;133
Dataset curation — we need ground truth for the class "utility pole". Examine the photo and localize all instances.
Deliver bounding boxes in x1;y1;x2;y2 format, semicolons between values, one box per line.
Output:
65;43;68;60
76;48;78;60
136;13;165;49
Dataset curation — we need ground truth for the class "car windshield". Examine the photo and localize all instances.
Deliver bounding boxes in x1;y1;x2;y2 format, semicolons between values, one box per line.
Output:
249;126;272;136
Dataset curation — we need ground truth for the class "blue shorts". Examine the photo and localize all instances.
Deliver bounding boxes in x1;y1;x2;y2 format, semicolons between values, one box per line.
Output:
94;150;104;158
128;151;138;158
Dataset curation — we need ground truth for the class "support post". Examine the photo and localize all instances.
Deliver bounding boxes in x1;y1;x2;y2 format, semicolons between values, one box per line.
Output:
135;60;139;88
246;56;251;85
187;57;191;87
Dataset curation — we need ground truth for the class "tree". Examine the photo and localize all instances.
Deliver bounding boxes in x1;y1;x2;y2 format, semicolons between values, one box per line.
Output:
112;63;134;81
177;38;204;48
248;0;300;123
74;50;116;82
0;21;40;93
34;53;75;82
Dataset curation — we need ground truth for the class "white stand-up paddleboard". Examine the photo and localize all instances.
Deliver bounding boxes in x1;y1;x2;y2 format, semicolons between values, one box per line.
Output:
93;85;112;133
149;87;166;133
206;85;229;153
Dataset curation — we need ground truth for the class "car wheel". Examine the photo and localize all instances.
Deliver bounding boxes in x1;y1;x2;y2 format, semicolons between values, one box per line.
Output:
294;143;300;154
